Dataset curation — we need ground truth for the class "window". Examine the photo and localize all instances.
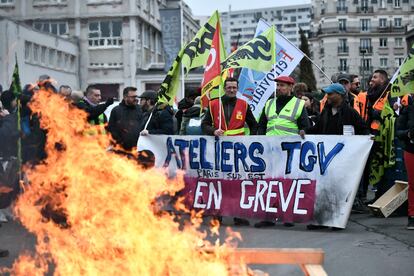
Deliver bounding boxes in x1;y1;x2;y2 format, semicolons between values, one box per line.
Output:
88;20;122;47
395;57;404;66
56;51;62;68
379;18;387;28
33;44;39;62
48;49;56;67
361;0;368;8
395;37;403;47
24;41;32;61
339;59;347;71
380;58;388;68
394;0;400;7
360;19;371;32
143;25;150;48
0;0;14;5
88;0;122;3
41;46;47;64
360;38;372;48
339;19;347;31
379;0;386;8
394;18;402;27
379;38;387;47
33;21;68;36
33;0;67;5
361;58;372;70
338;39;348;52
338;0;347;9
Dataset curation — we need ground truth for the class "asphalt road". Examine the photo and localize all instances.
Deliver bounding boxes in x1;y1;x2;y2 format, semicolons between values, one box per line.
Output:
0;213;413;275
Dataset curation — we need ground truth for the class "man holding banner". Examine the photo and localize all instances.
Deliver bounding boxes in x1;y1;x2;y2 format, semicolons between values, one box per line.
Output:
201;77;258;137
255;76;310;228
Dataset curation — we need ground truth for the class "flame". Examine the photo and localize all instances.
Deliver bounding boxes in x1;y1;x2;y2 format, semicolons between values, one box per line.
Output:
2;90;250;275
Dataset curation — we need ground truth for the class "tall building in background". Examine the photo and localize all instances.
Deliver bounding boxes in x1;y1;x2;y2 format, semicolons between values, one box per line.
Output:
220;4;312;52
0;0;200;99
309;0;414;89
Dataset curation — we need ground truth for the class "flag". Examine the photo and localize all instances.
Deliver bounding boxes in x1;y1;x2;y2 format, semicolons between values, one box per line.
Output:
200;20;225;96
221;25;275;73
237;19;305;119
200;19;227;110
369;101;396;186
158;11;224;105
391;43;414;97
9;55;22;97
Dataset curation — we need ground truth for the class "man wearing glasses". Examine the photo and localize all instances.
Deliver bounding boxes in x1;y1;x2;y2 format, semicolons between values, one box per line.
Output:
349;74;368;122
107;87;143;151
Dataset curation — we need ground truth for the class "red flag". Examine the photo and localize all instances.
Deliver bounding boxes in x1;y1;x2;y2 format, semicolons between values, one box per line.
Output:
201;22;222;96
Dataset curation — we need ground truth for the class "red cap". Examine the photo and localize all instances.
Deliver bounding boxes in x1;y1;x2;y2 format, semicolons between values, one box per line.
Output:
275;75;295;85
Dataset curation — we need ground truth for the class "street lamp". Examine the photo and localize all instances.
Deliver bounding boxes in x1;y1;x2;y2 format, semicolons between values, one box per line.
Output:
360;48;367;91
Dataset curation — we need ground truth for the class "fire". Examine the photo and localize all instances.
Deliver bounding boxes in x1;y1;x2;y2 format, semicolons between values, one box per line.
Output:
2;90;250;275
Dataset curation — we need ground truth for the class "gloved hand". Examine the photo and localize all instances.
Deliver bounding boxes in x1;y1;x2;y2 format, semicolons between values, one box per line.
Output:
105;97;114;107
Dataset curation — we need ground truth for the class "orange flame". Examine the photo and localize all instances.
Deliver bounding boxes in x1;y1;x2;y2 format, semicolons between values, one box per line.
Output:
2;90;250;275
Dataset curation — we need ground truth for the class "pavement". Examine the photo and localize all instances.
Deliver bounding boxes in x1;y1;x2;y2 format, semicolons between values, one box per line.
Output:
0;213;413;275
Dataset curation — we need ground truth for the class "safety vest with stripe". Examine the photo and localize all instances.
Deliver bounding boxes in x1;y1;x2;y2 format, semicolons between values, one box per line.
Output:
265;97;305;136
209;98;247;136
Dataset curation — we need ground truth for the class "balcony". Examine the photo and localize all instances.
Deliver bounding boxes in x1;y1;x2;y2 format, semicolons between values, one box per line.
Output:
338;46;349;54
378;26;392;33
336;6;348;14
319;27;361;34
359;47;373;54
356;6;374;13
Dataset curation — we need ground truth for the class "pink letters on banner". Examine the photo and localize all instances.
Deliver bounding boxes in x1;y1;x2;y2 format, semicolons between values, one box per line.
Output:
182;177;316;222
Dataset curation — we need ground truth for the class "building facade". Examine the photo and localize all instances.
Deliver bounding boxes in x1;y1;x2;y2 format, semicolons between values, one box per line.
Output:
220;4;311;51
0;0;200;99
0;17;79;89
309;0;414;89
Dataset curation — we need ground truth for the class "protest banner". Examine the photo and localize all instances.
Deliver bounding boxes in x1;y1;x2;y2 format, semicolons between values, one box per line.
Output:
138;135;373;228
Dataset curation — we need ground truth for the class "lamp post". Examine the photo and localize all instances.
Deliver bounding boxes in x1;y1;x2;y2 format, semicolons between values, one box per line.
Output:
360;48;367;91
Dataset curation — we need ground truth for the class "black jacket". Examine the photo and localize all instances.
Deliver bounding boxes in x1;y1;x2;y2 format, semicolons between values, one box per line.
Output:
76;99;108;124
144;103;174;135
201;95;258;135
107;101;143;150
396;104;414;154
0;113;19;159
307;101;369;135
257;95;310;135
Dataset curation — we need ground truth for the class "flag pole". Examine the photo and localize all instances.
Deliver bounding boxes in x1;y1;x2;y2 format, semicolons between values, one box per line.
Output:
180;0;185;101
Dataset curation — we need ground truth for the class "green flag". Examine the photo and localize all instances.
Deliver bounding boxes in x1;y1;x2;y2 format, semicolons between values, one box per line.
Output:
158;11;226;105
221;25;275;73
391;43;414;97
369;101;396;186
9;55;22;98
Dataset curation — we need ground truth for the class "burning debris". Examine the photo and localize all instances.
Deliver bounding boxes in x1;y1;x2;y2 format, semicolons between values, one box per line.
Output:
2;90;249;275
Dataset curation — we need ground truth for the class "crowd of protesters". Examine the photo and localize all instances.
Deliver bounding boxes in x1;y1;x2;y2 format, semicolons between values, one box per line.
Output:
1;68;414;257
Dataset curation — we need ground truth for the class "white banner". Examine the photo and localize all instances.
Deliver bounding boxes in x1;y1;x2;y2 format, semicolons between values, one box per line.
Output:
138;135;373;228
238;19;305;118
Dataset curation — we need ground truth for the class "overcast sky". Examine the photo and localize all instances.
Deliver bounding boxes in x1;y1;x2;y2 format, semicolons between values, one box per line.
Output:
184;0;311;16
